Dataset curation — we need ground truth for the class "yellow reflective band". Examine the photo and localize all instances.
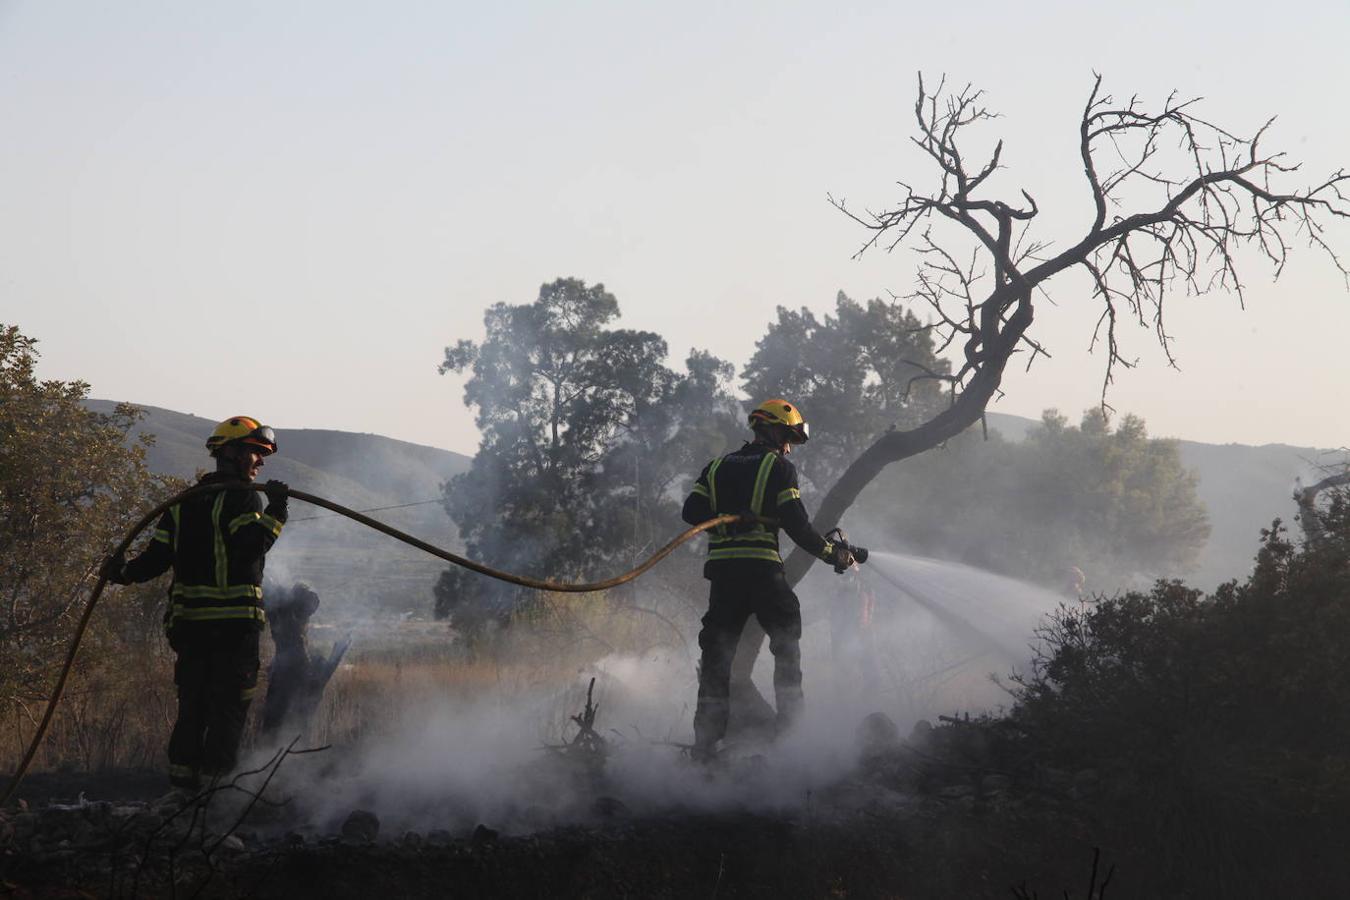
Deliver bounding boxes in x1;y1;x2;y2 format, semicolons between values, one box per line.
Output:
239;686;258;701
170;604;267;623
709;533;778;546
708;547;783;563
170;505;181;552
691;483;709;498
750;453;775;517
228;512;260;535
172;583;264;601
212;493;228;588
706;458;723;513
152;528;172;545
227;512;285;538
819;541;835;562
776;488;801;506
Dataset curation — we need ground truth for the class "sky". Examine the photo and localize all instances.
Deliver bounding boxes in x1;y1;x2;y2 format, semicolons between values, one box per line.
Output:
2;0;1347;457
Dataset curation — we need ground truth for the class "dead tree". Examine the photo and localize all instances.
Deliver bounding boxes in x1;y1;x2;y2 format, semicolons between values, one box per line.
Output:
732;73;1349;694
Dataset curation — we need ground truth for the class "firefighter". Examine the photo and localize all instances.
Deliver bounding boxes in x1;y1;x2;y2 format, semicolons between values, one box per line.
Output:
260;582;320;738
681;399;855;760
102;416;288;789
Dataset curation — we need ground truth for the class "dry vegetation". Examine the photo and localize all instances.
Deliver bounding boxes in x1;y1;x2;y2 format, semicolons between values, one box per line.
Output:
5;588;686;782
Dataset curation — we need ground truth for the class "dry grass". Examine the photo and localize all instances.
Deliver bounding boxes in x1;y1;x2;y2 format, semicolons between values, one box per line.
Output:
6;591;691;778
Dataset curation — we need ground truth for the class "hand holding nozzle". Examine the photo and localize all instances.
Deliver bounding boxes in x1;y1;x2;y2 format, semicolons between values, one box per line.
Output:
825;527;869;574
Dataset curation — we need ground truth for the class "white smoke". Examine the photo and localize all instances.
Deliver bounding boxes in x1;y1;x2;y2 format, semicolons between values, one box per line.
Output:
246;553;1065;839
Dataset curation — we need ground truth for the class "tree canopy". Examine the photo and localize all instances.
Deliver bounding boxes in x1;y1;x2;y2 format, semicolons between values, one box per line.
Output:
741;291;948;489
0;325;175;702
434;278;738;635
861;409;1211;590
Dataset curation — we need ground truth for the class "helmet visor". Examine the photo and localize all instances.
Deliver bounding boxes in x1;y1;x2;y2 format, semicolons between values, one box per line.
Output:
241;425;277;455
788;421;809;444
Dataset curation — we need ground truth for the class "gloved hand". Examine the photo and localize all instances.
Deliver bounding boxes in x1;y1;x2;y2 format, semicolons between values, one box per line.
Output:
100;552;131;585
829;543;856;574
264;479;289;506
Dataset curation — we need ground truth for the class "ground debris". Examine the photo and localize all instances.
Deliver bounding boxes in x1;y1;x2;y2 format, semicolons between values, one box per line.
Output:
341;809;380;844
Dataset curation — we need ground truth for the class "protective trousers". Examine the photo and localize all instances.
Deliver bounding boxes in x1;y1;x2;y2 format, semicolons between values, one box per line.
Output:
167;624;261;788
694;570;803;751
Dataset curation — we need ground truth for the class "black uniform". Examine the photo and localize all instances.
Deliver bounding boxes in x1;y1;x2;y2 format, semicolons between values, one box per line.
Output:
121;472;287;787
681;441;837;750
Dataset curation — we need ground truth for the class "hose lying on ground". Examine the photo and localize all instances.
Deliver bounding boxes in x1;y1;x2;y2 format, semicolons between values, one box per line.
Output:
2;481;754;805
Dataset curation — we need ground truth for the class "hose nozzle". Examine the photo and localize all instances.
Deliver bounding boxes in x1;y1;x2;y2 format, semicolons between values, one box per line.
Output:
824;527;869;571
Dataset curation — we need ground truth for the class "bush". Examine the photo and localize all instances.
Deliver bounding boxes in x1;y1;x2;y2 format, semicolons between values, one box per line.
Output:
998;496;1350;895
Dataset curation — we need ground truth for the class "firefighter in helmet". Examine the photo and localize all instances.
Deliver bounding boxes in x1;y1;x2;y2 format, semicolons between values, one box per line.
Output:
681;399;855;759
102;416;289;789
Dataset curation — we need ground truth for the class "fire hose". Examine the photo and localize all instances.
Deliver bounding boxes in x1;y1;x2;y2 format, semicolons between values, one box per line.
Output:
2;481;762;805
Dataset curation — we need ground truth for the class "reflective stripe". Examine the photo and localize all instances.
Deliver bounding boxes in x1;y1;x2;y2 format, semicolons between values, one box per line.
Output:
168;763;198;779
710;533;778;546
170;505;181;552
749;453;775;517
228;510;284;537
170;604;267;623
212;493;228;588
239;686;258;701
739;452;778;544
172;583;263;601
709;547;783;562
152;528;172;545
228;512;260;535
776;487;801;506
690;483;709;498
819;541;835;562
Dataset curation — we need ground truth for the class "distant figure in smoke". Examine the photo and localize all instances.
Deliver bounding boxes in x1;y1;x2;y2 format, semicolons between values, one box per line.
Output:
260;582;349;739
101;416;287;790
681;399;858;761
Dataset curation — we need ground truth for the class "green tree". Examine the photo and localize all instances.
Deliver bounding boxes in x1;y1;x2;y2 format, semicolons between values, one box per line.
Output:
741;291;947;489
860;409;1211;589
0;325;175;717
434;279;738;636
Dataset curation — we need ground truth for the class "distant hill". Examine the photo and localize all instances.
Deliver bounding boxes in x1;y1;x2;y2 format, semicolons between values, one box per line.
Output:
88;401;472;616
988;411;1345;589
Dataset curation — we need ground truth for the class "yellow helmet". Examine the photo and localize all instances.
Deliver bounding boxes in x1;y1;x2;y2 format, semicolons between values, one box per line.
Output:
748;399;809;443
205;416;277;457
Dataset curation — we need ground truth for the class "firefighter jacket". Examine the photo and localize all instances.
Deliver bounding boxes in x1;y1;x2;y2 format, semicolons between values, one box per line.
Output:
123;472;287;629
681;441;835;578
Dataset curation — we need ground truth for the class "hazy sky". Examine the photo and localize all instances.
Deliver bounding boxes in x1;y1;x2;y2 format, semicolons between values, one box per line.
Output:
3;1;1347;456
